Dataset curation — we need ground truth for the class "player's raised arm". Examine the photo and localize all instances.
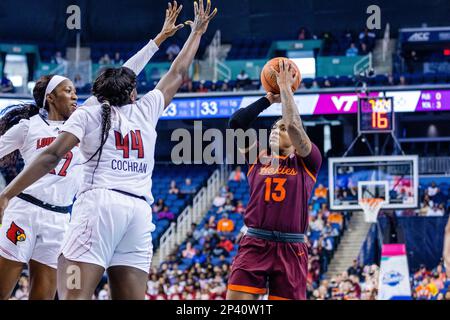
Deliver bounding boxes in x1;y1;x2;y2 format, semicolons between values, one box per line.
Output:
0;132;79;222
444;216;450;277
83;1;184;107
124;1;184;75
273;59;312;158
156;0;217;107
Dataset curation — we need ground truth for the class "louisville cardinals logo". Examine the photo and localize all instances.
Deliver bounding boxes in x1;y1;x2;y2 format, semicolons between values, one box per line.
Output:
6;222;26;245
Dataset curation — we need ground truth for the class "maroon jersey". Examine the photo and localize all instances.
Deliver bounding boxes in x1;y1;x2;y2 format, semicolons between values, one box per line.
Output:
244;143;322;234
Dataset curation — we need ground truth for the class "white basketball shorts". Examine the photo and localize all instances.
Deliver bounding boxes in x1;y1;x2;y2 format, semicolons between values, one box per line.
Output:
0;197;70;269
60;188;156;273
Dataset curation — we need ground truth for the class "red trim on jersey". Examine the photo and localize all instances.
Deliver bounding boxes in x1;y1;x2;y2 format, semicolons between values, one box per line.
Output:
268;295;290;300
228;284;267;295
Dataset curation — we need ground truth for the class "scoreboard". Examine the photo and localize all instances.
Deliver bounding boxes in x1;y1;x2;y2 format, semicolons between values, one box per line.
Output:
358;96;394;133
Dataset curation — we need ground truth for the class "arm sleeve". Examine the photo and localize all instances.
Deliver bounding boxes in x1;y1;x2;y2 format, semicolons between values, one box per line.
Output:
60;108;89;142
0;120;28;159
136;89;165;127
82;40;159;107
300;143;322;177
228;97;271;130
123;39;159;76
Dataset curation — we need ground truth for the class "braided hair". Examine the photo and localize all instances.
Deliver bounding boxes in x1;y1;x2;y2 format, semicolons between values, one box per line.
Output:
0;75;54;167
87;67;137;184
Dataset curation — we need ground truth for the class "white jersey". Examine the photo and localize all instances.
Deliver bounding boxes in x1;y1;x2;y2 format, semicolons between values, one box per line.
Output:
62;89;165;205
0;114;83;206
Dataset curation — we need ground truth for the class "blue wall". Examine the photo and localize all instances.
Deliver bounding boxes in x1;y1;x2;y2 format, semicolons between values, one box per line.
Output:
1;0;450;45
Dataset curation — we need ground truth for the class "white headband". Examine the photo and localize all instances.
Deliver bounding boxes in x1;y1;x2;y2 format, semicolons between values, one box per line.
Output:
43;75;69;108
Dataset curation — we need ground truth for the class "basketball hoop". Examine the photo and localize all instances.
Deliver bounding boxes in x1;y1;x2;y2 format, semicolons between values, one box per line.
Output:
359;198;384;223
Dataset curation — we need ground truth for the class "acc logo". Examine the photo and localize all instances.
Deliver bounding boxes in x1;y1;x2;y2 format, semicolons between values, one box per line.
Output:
6;222;26;245
408;32;430;42
382;271;404;287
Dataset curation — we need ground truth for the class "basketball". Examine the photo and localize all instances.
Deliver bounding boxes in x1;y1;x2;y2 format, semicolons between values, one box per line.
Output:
260;57;302;94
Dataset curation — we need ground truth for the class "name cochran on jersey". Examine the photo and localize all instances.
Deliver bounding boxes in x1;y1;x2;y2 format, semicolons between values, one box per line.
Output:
111;159;148;173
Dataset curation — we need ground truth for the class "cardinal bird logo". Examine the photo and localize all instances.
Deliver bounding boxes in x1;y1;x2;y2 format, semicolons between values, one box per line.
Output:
6;222;26;245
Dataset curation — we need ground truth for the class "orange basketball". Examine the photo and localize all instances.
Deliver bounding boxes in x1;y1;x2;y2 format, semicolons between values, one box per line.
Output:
260;57;302;94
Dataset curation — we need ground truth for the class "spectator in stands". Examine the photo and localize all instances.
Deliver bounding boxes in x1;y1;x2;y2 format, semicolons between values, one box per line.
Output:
206;215;217;232
98;284;110;300
314;183;328;199
428;182;440;201
196;81;209;93
405;50;420;74
358;28;376;51
73;74;84;89
218;198;235;214
311;80;319;89
52;51;67;65
217;213;235;234
328;211;344;230
166;43;181;61
228;166;246;182
346;43;359;57
182;242;196;259
220;81;230;92
152;198;165;213
180;178;197;195
168;180;179;195
113;52;124;64
310;215;324;233
0;73;15;93
236;70;250;87
347;260;363;279
212;243;229;258
99;53;111;65
192;249;207;265
399;75;407;85
427;204;444;217
158;205;175;221
297;27;311;40
235;200;245;214
387;74;395;86
218;235;234;253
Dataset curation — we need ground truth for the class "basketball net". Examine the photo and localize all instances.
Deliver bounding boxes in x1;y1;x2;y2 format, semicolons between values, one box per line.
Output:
359;198;384;223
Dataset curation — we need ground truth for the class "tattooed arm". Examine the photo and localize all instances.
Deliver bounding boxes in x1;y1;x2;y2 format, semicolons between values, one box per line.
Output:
275;59;312;157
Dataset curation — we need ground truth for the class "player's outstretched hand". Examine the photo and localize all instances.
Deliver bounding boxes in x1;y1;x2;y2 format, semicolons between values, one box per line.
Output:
185;0;217;35
0;194;9;225
160;1;185;38
266;92;281;104
272;59;296;91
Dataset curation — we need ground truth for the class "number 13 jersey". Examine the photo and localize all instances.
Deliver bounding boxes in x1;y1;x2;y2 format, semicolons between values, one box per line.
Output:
244;144;322;234
0;114;83;206
61;89;165;205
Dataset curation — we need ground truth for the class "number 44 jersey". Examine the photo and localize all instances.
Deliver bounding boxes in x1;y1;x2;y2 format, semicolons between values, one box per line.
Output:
62;89;165;205
0;114;83;207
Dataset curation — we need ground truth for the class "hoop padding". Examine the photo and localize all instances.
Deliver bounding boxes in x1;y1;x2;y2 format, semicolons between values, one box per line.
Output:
359;198;384;223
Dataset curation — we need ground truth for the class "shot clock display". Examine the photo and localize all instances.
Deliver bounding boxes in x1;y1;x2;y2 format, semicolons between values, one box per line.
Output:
358;97;394;133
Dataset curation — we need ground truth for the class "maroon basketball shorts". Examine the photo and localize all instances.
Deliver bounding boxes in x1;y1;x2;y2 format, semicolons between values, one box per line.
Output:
228;235;308;300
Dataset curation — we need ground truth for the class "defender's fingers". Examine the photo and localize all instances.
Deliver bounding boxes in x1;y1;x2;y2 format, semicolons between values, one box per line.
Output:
207;7;218;20
205;0;212;16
